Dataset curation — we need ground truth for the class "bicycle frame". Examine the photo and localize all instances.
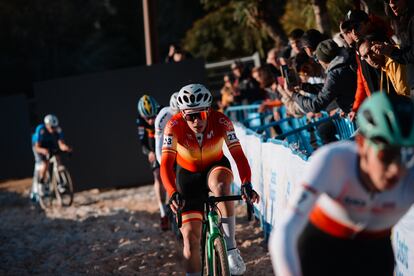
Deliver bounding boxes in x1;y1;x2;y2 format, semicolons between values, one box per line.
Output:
204;206;227;274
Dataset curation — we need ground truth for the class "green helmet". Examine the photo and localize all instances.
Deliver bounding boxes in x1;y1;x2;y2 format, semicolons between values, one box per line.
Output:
357;93;414;147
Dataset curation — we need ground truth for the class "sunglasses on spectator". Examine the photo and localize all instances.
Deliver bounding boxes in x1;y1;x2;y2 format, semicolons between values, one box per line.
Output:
182;110;209;122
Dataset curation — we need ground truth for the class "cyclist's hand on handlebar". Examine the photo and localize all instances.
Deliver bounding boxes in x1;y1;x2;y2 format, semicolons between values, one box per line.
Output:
168;192;184;214
241;182;260;204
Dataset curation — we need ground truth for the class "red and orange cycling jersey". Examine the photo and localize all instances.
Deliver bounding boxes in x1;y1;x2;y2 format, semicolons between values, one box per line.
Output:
160;109;251;197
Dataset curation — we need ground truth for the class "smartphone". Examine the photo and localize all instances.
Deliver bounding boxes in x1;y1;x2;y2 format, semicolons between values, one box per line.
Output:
280;65;298;87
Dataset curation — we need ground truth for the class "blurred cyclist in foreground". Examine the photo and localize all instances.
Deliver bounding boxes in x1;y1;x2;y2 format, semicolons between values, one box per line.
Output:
31;114;72;200
270;92;414;276
136;95;169;231
160;84;260;276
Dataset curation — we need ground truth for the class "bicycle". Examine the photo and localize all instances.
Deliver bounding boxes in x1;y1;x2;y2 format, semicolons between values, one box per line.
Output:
176;195;253;276
32;151;74;209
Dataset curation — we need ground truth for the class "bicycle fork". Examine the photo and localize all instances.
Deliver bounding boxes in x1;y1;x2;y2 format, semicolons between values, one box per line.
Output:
202;210;228;275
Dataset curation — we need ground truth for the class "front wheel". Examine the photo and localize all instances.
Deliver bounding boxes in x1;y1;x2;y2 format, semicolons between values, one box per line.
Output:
212;238;230;276
54;168;74;207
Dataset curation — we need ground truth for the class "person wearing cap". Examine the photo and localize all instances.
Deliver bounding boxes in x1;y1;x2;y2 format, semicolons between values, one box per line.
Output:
289;39;357;115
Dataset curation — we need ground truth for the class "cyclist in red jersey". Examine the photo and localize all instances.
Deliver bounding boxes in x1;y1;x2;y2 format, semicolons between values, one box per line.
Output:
160;84;260;276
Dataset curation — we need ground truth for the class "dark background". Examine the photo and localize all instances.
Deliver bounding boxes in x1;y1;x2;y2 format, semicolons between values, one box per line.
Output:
1;59;205;190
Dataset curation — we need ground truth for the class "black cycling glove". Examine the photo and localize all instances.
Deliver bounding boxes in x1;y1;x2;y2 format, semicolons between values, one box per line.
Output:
241;182;254;202
169;191;184;208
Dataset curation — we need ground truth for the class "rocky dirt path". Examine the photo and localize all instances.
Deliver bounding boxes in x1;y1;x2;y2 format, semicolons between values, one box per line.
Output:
0;179;273;275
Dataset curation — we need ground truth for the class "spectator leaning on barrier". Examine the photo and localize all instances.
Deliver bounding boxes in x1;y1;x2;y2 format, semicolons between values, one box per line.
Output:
290;39;357;114
358;35;410;97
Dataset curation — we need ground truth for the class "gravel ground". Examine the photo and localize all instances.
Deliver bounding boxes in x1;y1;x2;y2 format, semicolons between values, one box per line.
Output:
0;178;273;275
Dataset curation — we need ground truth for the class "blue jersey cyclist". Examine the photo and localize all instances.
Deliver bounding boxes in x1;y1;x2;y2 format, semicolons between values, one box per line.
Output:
31;114;72;199
136;94;169;231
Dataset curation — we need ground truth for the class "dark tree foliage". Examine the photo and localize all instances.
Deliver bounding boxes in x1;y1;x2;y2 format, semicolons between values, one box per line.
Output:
0;0;143;96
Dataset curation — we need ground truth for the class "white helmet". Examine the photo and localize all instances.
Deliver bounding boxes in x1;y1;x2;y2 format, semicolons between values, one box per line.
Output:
44;114;59;127
177;84;212;111
169;92;179;112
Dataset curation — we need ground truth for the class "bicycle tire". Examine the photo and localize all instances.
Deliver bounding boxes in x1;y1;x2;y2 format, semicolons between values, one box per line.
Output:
38;172;53;210
55;169;74;207
212;237;230;276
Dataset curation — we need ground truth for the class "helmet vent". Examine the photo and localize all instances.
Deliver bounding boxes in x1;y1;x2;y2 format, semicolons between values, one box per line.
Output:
384;113;395;135
196;93;203;102
194;88;201;93
363;110;375;126
190;94;195;102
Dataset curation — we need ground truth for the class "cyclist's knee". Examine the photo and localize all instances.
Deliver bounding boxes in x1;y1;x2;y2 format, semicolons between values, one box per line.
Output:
182;231;201;255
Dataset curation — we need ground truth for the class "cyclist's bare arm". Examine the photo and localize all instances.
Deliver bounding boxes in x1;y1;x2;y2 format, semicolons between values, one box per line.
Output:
58;140;72;152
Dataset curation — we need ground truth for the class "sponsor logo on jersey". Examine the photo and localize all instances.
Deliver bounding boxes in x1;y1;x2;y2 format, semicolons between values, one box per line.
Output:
219;117;231;127
344;196;366;207
207;130;214;139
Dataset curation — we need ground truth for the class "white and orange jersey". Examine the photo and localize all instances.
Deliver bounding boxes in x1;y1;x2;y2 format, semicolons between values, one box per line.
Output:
160;109;251;197
270;141;414;276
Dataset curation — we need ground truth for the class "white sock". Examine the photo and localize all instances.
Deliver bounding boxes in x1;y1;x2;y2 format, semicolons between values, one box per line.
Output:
221;216;236;250
159;202;166;217
186;272;201;276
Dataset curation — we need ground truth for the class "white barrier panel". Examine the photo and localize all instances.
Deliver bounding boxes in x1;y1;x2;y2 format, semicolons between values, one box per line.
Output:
226;123;414;275
262;140;308;227
393;206;414;276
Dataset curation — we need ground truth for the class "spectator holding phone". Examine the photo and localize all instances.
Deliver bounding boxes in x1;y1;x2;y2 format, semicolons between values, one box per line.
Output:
290;39;357;115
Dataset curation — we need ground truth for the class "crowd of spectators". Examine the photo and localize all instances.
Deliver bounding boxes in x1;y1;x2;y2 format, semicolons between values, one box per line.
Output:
217;1;414;141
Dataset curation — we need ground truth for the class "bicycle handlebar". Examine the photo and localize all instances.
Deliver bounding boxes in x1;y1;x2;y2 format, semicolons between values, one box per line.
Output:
175;194;253;229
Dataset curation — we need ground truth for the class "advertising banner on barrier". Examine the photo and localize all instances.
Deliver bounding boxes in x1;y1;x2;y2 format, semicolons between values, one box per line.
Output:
261;140;308;227
393;207;414;276
243;132;263;213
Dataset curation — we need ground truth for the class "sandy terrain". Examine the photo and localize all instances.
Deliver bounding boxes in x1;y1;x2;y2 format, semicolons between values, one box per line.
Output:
0;179;273;275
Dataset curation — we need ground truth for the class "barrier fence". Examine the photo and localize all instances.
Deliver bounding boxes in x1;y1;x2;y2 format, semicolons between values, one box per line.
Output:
224;122;414;276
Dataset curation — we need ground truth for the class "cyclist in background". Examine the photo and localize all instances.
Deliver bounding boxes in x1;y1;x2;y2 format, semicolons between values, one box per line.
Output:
154;92;179;164
31;114;72;200
160;84;260;276
269;93;414;276
136;95;169;231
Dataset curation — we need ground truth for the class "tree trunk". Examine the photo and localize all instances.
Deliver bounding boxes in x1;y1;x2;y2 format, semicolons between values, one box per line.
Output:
311;0;331;35
245;0;288;49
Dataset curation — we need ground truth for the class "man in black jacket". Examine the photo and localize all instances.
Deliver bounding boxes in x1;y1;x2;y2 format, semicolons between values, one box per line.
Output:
291;39;357;114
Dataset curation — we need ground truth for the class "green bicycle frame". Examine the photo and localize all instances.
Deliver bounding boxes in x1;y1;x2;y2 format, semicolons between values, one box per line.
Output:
205;208;228;274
